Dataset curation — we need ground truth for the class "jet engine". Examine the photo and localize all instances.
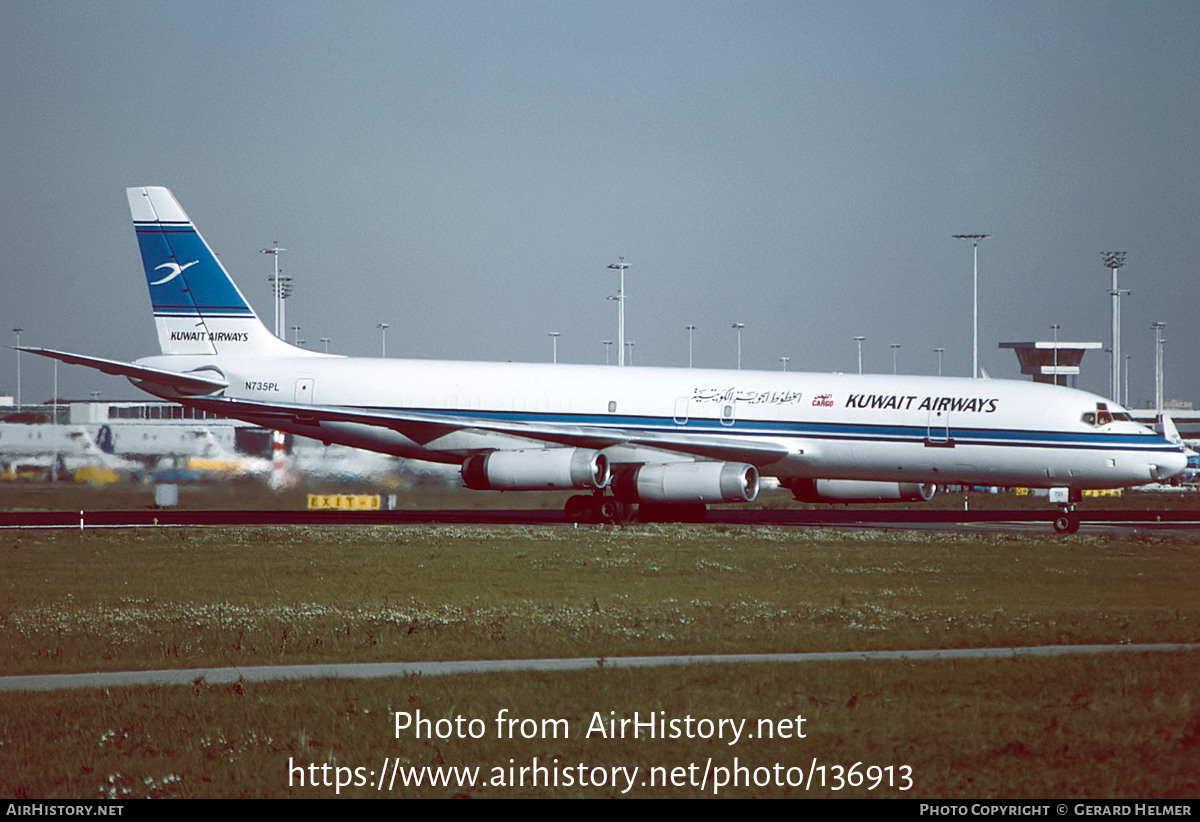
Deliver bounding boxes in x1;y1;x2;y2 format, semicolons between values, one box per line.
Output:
611;461;759;503
785;478;936;503
461;448;609;491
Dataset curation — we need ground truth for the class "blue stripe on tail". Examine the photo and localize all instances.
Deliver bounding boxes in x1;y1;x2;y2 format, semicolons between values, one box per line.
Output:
134;222;254;318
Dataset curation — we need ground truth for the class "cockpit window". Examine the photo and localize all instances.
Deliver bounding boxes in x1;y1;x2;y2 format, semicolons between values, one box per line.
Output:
1082;403;1128;427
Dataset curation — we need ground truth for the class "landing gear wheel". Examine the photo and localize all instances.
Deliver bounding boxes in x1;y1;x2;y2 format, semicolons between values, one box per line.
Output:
596;498;624;524
1053;509;1081;534
565;495;631;524
564;495;593;523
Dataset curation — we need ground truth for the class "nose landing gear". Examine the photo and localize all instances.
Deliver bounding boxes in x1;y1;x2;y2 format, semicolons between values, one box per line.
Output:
1050;487;1081;534
1053;506;1081;534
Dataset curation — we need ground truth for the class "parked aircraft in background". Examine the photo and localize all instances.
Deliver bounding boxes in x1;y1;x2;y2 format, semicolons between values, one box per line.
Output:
21;188;1187;532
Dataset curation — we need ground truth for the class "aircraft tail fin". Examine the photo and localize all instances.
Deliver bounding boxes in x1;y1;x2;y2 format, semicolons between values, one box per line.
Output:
128;187;301;358
1158;414;1185;448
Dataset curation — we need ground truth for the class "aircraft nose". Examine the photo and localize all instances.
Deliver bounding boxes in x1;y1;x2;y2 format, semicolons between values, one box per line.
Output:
1150;449;1188;482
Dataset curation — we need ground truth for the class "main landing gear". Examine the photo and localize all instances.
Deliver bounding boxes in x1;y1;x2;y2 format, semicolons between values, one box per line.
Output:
563;494;710;524
564;494;634;525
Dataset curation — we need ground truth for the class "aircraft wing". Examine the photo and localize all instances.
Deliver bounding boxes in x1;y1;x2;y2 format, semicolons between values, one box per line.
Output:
185;395;793;467
16;347;229;395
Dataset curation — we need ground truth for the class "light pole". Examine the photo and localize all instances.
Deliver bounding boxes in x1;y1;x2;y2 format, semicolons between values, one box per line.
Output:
607;258;630;366
890;343;901;375
854;336;866;375
1124;354;1131;407
779;357;789;371
377;323;389;358
1152;321;1166;421
602;340;613;365
261;242;286;337
1050;324;1060;386
934;347;945;377
732;323;745;370
625;341;635;365
12;328;22;411
320;337;330;354
292;325;301;347
953;234;990;378
548;331;560;364
685;325;697;368
1103;251;1129;403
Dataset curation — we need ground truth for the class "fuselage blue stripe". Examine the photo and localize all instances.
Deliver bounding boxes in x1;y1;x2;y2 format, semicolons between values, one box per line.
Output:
348;405;1178;454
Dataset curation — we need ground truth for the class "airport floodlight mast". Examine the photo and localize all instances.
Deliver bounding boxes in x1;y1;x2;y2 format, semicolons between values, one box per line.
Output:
1051;324;1060;385
607;258;630;366
548;331;560;364
779;356;789;371
685;324;697;368
732;323;745;369
890;343;901;374
12;327;22;411
1102;251;1129;403
278;274;293;335
1124;354;1131;408
625;340;635;365
260;242;286;337
292;325;301;347
602;340;613;365
320;337;331;354
1152;321;1166;421
934;347;945;376
377;323;389;358
952;234;990;378
853;335;866;374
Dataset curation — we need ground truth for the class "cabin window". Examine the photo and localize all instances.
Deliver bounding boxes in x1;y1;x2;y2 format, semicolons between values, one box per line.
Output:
608;401;617;413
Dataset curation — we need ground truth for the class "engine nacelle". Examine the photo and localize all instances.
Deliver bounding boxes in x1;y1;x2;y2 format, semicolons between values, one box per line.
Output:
786;479;936;503
461;448;609;491
611;462;759;503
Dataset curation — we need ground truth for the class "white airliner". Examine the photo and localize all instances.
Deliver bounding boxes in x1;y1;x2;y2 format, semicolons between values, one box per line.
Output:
22;187;1186;532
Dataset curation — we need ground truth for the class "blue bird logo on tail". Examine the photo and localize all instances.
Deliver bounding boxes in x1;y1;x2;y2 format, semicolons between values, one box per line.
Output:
150;260;199;286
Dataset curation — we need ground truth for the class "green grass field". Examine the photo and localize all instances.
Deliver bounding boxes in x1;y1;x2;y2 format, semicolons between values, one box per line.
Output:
2;521;1199;798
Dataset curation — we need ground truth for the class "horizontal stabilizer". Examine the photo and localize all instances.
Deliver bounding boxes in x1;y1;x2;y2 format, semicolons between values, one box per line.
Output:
16;347;228;395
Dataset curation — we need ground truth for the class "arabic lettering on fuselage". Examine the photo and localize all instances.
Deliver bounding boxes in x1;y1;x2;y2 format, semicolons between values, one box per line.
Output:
691;388;803;405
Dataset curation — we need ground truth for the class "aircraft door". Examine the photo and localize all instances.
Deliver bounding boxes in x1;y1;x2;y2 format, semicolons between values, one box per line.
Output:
925;409;953;447
295;378;314;404
673;397;690;425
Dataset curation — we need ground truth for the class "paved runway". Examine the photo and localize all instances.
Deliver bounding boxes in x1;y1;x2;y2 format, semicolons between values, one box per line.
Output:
4;643;1199;692
2;507;1199;530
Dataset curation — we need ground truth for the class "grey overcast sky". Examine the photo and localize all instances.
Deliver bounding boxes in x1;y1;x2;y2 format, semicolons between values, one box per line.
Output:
2;1;1197;408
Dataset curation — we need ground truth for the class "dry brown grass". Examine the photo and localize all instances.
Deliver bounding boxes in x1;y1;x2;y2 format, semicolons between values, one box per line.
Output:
1;523;1198;797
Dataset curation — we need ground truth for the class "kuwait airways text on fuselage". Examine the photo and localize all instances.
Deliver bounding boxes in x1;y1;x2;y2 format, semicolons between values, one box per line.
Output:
844;394;999;413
